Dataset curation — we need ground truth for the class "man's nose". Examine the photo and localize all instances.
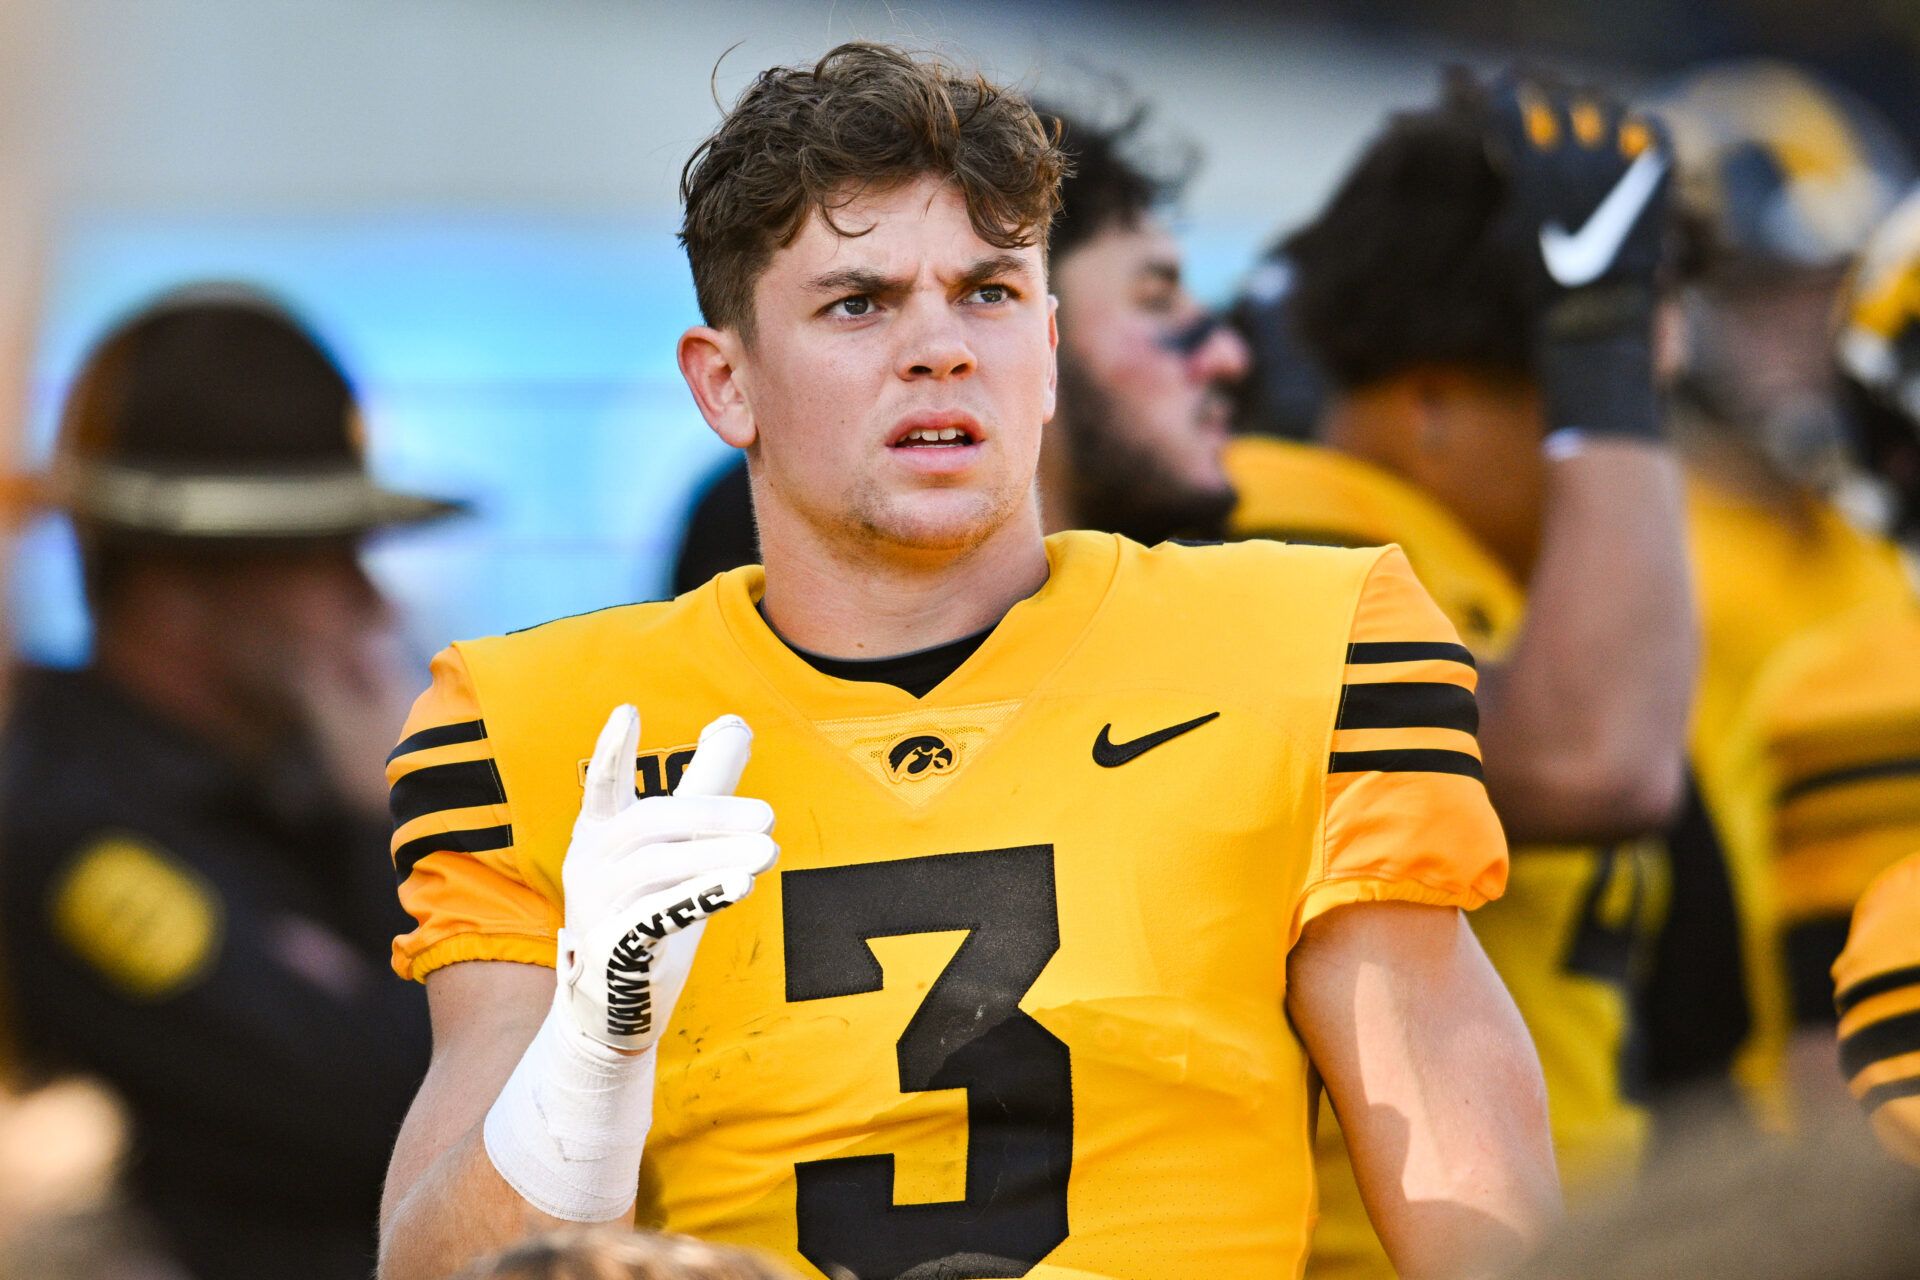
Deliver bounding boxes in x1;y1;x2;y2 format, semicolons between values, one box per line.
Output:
1192;318;1251;385
897;302;976;380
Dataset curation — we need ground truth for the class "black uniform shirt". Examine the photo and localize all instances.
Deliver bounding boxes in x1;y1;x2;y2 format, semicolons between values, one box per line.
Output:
0;665;430;1280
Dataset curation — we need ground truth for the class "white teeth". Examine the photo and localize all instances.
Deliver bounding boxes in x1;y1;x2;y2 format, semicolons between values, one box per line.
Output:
938;427;960;441
901;426;969;444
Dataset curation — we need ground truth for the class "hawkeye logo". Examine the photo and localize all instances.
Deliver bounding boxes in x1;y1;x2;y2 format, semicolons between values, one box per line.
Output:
885;732;958;782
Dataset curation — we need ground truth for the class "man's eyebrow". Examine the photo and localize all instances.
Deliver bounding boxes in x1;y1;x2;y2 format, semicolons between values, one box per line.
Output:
805;267;903;297
1140;259;1182;288
954;253;1036;288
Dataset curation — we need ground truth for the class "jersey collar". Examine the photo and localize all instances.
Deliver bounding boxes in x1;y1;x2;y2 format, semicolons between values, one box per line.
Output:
709;530;1121;723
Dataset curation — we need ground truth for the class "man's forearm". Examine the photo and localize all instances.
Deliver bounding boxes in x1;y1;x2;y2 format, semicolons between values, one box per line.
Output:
1478;440;1694;843
380;1121;566;1280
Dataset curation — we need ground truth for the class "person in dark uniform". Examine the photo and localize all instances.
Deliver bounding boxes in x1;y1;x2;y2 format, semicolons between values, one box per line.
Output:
0;288;462;1280
666;100;1250;592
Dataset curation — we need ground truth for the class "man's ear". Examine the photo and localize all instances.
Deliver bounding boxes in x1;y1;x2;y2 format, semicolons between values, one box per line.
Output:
1042;294;1060;424
678;326;756;449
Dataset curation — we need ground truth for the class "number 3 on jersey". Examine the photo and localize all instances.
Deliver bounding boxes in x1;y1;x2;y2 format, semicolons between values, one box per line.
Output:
782;845;1072;1280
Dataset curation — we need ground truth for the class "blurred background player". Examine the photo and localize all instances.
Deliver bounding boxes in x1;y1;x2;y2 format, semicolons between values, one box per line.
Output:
666;98;1250;592
1228;69;1696;1276
1832;853;1920;1168
1639;61;1916;1121
0;290;458;1280
1711;185;1920;1118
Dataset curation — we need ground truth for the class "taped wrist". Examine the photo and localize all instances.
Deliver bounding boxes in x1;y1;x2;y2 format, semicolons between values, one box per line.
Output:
482;999;654;1222
1537;325;1663;444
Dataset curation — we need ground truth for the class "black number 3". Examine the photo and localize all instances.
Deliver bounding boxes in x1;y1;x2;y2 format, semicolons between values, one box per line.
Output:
782;845;1073;1280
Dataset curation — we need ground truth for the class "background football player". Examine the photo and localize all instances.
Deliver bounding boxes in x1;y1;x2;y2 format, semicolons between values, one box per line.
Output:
1227;69;1696;1277
377;43;1560;1280
667;99;1250;593
1638;62;1915;1118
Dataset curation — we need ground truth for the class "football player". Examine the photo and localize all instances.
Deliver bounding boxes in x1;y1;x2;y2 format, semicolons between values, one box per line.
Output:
1228;70;1695;1277
1639;62;1914;1115
376;44;1560;1280
1715;185;1920;1111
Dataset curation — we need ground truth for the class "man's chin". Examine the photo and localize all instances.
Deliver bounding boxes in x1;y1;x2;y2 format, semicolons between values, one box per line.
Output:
853;489;1026;556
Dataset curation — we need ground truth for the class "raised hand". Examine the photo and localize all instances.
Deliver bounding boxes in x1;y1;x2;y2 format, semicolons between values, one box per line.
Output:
555;705;777;1053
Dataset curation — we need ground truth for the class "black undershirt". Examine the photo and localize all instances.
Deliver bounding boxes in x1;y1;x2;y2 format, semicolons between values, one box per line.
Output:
760;605;995;698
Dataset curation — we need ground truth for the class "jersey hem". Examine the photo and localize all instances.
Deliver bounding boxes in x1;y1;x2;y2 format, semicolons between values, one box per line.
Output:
395;931;558;983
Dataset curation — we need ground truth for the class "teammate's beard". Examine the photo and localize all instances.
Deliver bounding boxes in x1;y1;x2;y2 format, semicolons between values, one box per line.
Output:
1053;352;1237;545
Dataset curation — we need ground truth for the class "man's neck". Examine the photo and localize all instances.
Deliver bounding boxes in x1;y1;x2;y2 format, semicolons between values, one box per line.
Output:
756;504;1051;660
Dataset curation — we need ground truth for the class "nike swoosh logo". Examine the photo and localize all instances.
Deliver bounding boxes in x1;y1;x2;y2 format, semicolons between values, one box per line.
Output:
1093;711;1221;768
1538;149;1668;288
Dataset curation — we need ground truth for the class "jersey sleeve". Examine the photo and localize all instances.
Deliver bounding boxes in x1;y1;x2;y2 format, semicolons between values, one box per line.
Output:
1296;545;1510;938
387;644;560;982
1833;852;1920;1166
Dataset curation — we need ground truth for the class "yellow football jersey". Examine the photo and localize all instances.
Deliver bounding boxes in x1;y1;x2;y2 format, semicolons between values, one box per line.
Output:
389;531;1507;1280
1719;593;1920;1020
1226;437;1661;1280
1832;851;1920;1166
1676;473;1910;1099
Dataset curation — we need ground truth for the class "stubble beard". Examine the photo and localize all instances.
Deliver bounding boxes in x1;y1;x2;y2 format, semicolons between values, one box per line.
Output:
1053;351;1237;545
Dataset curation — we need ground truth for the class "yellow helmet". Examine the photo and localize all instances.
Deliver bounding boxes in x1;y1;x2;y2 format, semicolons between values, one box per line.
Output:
1654;60;1912;273
1838;186;1920;423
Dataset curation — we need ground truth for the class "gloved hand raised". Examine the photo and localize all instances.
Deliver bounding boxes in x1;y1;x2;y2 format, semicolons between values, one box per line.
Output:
1487;71;1674;444
556;705;778;1053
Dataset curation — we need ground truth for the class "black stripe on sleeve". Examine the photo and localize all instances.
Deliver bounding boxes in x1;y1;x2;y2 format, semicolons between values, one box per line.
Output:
1346;641;1476;669
1328;748;1484;780
393;824;515;884
1838;965;1920;1019
1839;1008;1920;1081
1860;1074;1920;1115
1336;681;1480;734
389;759;509;832
1780;755;1920;804
388;719;488;764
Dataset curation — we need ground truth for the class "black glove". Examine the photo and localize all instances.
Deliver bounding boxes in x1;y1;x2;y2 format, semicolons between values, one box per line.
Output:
1488;72;1674;443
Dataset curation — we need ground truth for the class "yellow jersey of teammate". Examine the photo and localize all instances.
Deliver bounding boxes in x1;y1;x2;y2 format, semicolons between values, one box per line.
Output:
1719;594;1920;1022
1832;851;1920;1166
1226;436;1660;1280
1677;474;1911;1096
388;530;1507;1280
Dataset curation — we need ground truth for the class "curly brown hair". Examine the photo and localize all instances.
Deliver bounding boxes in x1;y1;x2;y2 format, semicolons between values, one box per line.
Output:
678;42;1068;336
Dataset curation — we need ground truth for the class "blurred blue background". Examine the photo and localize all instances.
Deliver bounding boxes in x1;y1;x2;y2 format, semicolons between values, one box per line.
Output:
11;0;1919;665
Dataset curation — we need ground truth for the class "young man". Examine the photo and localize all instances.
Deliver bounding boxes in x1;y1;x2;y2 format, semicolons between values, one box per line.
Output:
377;45;1559;1280
1227;71;1695;1277
668;101;1250;594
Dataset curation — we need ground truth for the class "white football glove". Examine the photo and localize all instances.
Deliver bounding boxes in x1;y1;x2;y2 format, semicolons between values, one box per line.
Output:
555;704;778;1053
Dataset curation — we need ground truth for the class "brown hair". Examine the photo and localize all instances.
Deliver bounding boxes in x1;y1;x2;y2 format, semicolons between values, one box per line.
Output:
678;41;1068;335
459;1227;798;1280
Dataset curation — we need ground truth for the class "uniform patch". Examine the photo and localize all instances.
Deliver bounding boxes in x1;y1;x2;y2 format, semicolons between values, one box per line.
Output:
51;835;222;999
814;701;1019;804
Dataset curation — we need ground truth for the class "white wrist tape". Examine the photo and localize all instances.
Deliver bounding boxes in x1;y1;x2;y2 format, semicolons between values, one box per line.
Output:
483;998;656;1222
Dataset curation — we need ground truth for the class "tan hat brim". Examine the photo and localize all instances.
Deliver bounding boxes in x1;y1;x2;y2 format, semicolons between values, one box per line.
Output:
47;461;466;539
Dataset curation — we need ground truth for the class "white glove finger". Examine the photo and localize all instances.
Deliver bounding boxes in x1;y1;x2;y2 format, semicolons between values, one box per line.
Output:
603;836;779;910
673;715;753;797
606;794;775;846
580;705;641;822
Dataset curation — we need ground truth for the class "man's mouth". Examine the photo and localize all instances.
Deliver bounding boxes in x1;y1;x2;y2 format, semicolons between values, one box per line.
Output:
888;414;983;449
894;425;978;447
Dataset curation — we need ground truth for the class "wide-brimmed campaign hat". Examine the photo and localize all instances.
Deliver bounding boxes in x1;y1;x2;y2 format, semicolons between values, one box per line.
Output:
35;287;464;541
